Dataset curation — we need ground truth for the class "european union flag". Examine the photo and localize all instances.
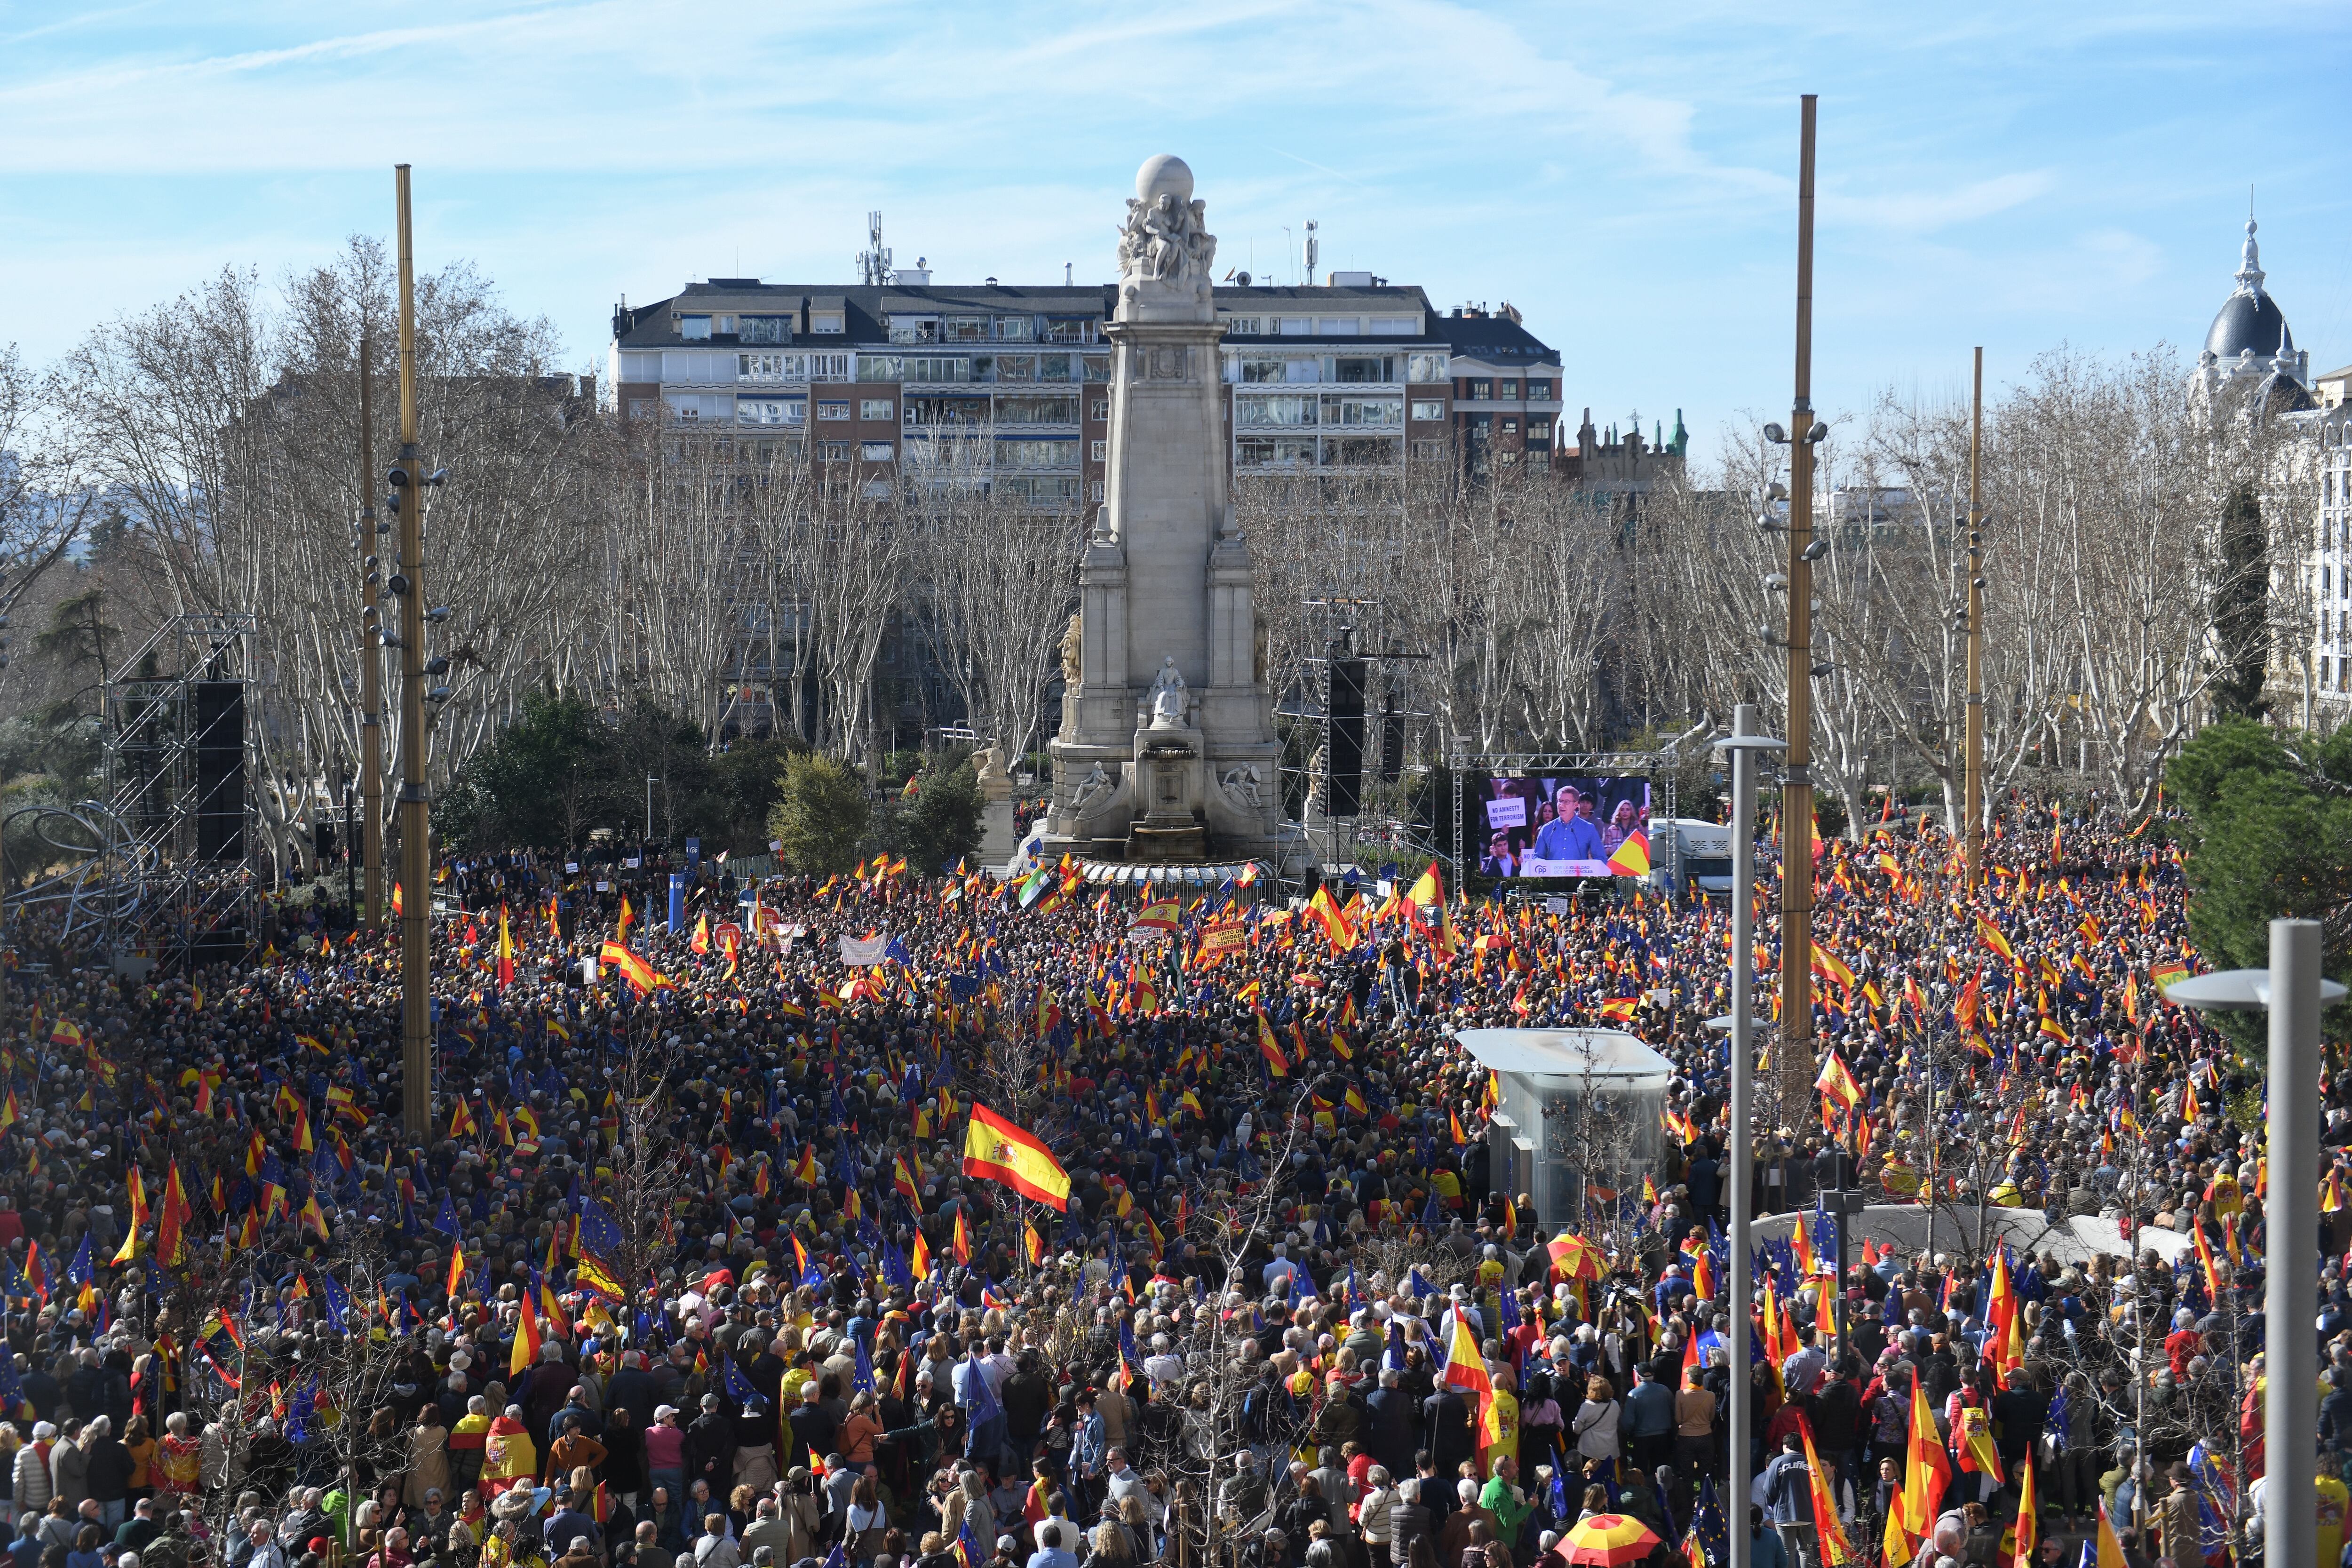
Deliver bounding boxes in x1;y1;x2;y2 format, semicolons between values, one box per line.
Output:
852;1338;875;1395
319;1270;352;1332
434;1194;460;1237
1408;1267;1435;1300
65;1234;93;1288
577;1199;624;1257
722;1357;767;1411
959;1350;1001;1426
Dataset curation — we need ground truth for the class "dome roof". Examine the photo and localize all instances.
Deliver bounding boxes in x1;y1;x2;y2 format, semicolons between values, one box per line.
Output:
2207;290;2290;362
2205;216;2294;363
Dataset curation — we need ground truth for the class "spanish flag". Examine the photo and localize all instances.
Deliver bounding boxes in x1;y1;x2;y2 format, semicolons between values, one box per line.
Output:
1605;829;1651;877
952;1209;972;1265
961;1104;1071;1210
496;905;515;988
598;941;666;995
1255;1012;1288;1076
509;1286;542;1376
1815;1052;1863;1112
910;1232;932;1281
1976;914;2015;965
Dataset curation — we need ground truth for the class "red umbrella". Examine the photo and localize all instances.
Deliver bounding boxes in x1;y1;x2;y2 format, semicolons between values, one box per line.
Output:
1561;1513;1662;1567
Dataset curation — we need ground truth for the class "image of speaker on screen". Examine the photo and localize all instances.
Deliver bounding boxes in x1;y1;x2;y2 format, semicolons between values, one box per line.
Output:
1479;775;1651;877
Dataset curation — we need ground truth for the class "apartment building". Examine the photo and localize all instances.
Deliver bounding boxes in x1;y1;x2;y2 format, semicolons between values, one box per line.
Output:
604;273;1574;498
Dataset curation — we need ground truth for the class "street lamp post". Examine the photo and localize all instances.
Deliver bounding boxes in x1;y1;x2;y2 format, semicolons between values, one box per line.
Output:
2166;921;2344;1568
1709;702;1784;1568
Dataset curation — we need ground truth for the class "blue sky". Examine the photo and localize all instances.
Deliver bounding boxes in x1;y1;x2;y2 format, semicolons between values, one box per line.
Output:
3;0;2348;464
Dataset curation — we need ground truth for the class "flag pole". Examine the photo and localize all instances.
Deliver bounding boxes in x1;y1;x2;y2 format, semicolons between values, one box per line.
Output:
1779;93;1822;1121
393;164;432;1139
1964;346;1986;887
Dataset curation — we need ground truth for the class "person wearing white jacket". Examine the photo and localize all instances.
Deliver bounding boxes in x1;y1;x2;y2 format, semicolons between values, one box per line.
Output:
11;1424;55;1525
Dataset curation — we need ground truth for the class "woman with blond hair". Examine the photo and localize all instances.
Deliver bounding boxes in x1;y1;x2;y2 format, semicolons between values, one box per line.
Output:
1568;1377;1620;1470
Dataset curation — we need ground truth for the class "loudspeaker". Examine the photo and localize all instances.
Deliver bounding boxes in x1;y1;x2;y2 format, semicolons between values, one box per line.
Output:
1379;683;1405;783
192;681;246;863
1327;654;1366;817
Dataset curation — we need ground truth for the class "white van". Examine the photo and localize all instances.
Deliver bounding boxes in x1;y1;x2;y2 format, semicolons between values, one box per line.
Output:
1651;817;1733;897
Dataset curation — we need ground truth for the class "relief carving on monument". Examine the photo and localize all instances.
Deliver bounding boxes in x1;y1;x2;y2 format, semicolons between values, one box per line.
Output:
1059;611;1082;685
1220;763;1265;810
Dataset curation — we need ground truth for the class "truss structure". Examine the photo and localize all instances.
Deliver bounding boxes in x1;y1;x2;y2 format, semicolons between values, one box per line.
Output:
13;613;267;971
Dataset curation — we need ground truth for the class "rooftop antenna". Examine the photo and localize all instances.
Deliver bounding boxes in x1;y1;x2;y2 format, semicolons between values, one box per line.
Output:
856;211;892;286
1304;220;1319;285
1065;262;1073;286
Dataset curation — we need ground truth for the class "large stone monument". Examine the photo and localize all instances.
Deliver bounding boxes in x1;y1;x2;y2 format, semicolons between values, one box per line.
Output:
1042;155;1290;867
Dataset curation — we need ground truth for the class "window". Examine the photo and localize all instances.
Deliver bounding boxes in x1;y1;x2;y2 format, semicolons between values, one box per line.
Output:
860;441;895;462
888;317;938;344
994;316;1035;341
1501;418;1519;434
818;442;853;462
1235;395;1317;428
1279;318;1311;335
1528;417;1553;440
997;438;1079;469
679;316;712;341
991;355;1038;382
994;394;1079;425
1090;481;1105;501
1500;380;1519;398
1236;437;1317;468
1089;400;1110;421
904;396;988;428
1234;356;1288;384
1370;316;1417;334
1411;399;1446;422
1406;352;1448;382
1083;356;1111;382
1000;475;1080;505
1332;356;1394;384
742;317;789;345
810;312;844;334
808;353;850;381
1091;440;1108;462
739;352;808;382
938;316;986;342
1412;439;1448;461
818;401;850;421
1324;396;1402;427
1316;318;1360;335
1224;315;1265;335
904;357;968;383
860;399;895;422
1327;436;1399;467
855;356;903;382
739;398;806;427
1528;379;1552;399
1468;380;1492;399
1045;318;1099;343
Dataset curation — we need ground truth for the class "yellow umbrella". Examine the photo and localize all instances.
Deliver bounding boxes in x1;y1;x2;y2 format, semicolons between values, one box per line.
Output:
1561;1513;1662;1567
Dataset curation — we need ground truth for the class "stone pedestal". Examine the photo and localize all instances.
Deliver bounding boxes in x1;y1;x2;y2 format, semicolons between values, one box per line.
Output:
1043;154;1290;868
974;744;1020;870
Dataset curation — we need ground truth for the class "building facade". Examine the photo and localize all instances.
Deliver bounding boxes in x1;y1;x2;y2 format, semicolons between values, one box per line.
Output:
606;276;1619;500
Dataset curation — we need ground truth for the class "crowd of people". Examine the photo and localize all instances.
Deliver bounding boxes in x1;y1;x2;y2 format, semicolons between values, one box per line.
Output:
0;800;2337;1568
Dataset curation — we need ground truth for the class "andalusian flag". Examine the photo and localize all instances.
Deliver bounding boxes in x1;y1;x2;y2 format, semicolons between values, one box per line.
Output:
961;1104;1071;1210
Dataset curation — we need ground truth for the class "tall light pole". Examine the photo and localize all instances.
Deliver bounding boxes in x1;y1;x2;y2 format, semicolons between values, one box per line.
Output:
1711;702;1784;1568
1776;93;1823;1107
2167;924;2344;1568
359;328;385;929
393;165;431;1140
1963;346;1985;886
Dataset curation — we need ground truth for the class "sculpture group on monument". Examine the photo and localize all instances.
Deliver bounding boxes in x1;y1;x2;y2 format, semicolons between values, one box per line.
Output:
1040;155;1298;872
